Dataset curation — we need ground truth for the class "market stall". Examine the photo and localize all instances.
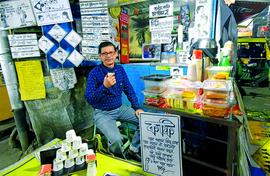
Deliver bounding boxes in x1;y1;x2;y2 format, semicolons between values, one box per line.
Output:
0;0;269;176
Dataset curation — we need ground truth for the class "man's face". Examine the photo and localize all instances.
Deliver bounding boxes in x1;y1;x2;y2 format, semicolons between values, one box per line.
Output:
99;45;117;68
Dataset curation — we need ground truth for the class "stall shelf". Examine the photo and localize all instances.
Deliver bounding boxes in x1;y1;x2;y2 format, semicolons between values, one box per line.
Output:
144;104;240;176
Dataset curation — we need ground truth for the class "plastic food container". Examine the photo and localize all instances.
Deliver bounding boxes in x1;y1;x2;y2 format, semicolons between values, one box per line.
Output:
202;102;230;118
203;80;231;91
141;74;172;93
167;79;202;98
203;80;233;102
206;66;233;80
183;99;196;112
143;91;165;107
163;90;184;109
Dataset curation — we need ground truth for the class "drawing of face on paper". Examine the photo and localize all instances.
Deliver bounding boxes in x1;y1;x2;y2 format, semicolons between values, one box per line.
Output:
0;7;9;28
48;24;67;42
31;0;73;26
51;47;68;64
0;0;36;30
64;30;82;48
67;50;84;67
38;35;54;53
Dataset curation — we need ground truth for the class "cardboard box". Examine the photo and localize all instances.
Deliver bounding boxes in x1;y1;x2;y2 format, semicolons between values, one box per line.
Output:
0;86;13;121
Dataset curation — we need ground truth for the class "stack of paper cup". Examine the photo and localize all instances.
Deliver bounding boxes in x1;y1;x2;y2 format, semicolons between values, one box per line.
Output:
52;129;91;174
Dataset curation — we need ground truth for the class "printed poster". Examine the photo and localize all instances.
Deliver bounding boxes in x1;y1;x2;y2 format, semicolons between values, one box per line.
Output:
194;0;213;38
140;112;183;176
31;0;73;26
15;60;46;101
0;0;36;30
50;68;77;90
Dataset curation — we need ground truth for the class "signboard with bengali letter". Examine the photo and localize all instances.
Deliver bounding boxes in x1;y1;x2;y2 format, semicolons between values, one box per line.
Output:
149;2;174;18
140;112;183;176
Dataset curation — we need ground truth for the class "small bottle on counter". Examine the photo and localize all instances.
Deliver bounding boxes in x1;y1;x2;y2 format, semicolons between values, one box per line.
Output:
187;58;197;81
194;49;203;82
86;149;96;176
219;48;231;66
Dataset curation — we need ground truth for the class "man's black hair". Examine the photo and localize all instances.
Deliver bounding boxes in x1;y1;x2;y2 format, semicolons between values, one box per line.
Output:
98;41;116;54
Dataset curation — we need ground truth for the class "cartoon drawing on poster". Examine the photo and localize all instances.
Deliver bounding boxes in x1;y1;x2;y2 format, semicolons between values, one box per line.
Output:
140;112;183;176
194;0;212;39
50;68;77;90
51;47;68;64
64;30;82;48
48;24;67;42
67;50;84;67
31;0;73;26
38;36;54;54
0;0;36;30
0;7;9;28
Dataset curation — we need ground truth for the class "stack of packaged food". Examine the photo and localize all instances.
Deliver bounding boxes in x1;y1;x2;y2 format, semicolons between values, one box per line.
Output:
202;80;234;118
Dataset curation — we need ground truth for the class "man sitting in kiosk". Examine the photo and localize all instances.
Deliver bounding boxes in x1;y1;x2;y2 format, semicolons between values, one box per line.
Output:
85;41;143;162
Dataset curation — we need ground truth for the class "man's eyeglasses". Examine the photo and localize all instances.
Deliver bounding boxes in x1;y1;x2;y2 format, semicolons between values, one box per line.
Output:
100;51;115;56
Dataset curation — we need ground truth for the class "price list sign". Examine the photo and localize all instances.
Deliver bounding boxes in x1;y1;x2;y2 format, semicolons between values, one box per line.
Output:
140;112;183;176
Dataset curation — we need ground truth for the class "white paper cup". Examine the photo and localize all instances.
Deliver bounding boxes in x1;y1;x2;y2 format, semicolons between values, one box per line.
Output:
79;143;88;156
72;136;82;149
56;149;67;161
75;155;85;165
53;159;63;172
66;129;77;143
64;158;75;169
61;140;71;152
68;149;79;159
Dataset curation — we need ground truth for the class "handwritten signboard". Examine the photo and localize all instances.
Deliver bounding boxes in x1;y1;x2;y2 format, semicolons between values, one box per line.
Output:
15;60;45;101
149;2;174;18
8;34;40;59
140;112;183;176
